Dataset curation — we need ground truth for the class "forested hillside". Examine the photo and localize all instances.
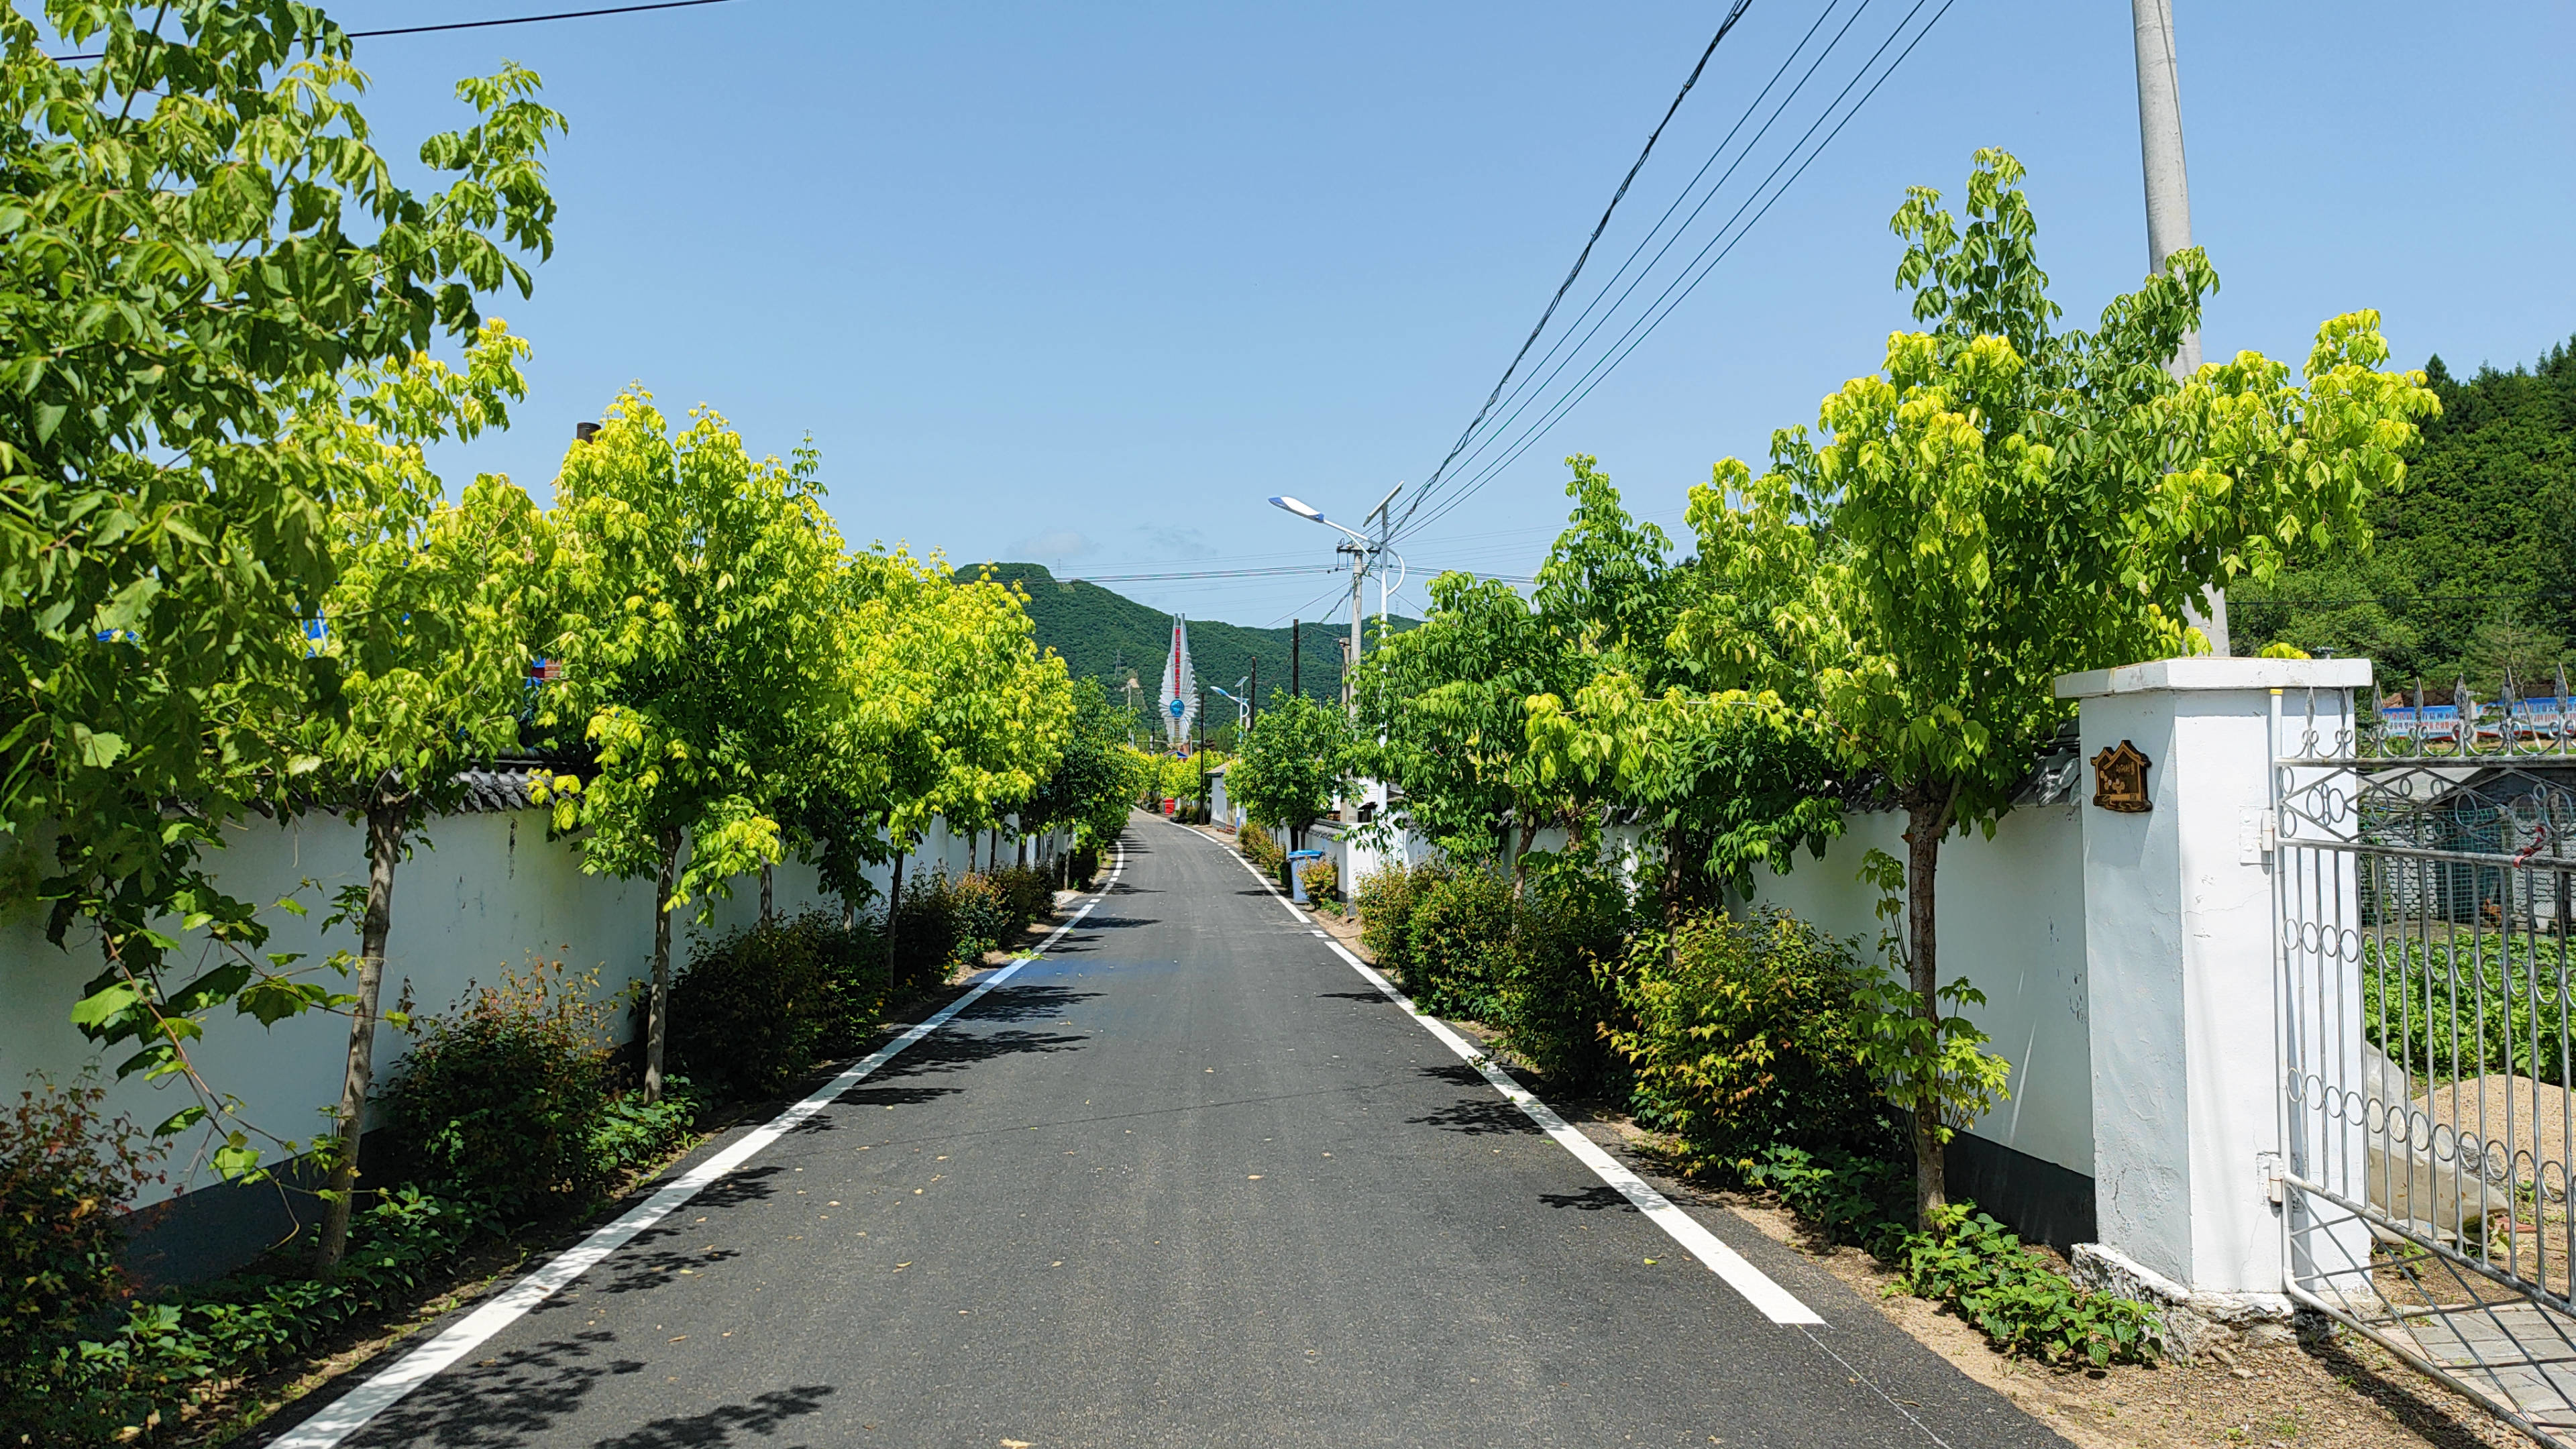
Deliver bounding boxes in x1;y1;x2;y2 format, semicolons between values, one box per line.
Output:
2234;335;2576;694
968;563;1415;716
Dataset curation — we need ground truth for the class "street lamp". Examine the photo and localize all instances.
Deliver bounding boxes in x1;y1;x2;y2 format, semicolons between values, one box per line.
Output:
1268;494;1384;710
1267;495;1366;545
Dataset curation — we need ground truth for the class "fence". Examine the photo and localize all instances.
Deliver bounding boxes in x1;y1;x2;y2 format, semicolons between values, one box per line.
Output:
2275;682;2576;1444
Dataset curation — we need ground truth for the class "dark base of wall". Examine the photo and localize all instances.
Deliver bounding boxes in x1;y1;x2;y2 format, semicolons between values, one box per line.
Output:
119;1127;416;1292
1945;1132;2096;1255
121;1166;319;1293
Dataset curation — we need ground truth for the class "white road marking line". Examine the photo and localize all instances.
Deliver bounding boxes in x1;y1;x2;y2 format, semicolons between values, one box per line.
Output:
1207;835;1823;1327
270;840;1130;1449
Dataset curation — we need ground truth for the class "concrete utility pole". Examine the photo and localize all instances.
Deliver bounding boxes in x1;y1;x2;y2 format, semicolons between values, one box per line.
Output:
1341;540;1364;712
2131;0;2229;655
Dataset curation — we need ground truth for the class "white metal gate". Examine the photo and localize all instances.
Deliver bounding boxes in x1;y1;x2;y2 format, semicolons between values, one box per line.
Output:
2274;678;2576;1443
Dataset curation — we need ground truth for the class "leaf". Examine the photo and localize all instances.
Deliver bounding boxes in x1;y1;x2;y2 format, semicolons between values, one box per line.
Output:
236;977;331;1026
72;727;127;769
154;1106;209;1137
210;1141;264;1180
71;982;142;1030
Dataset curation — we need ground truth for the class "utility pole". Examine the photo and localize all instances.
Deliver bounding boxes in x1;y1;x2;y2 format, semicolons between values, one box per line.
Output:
1247;656;1258;731
1341;540;1364;712
2131;0;2229;656
1195;684;1207;816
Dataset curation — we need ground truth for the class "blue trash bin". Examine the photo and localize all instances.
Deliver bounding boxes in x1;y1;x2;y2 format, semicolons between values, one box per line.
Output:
1285;849;1324;904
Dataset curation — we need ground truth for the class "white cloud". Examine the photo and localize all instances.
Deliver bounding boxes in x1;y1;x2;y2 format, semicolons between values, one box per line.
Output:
1008;528;1097;561
1130;524;1212;557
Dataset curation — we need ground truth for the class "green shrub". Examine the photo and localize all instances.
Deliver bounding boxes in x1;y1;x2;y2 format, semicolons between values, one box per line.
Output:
1743;1144;2160;1368
949;873;1011;959
669;910;875;1101
380;961;617;1219
11;1018;702;1442
1239;821;1284;874
1605;909;1894;1175
0;1076;164;1438
886;870;1026;991
1354;858;1629;1088
991;863;1055;933
1300;856;1340;904
1898;1205;2161;1367
1491;862;1632;1091
588;1088;702;1181
36;1188;479;1444
1405;866;1515;1022
1069;844;1102;888
1744;1143;1911;1253
1354;861;1424;977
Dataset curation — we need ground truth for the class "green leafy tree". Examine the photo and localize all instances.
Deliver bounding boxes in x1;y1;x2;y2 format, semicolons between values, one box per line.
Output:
1228;694;1354;851
0;5;561;1175
1517;460;1845;920
2236;338;2576;680
293;321;547;1269
1023;679;1148;867
821;551;1071;977
1675;150;2438;1225
535;394;849;1101
1354;572;1580;869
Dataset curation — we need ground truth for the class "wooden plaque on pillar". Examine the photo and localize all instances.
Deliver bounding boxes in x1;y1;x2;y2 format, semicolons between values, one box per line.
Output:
2090;740;2153;813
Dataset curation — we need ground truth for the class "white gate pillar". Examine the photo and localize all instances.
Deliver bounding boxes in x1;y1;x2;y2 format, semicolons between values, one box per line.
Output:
2053;657;2371;1343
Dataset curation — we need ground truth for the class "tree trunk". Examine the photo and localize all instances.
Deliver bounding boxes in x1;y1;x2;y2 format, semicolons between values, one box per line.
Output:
1016;828;1027;869
1659;830;1686;969
315;794;403;1273
1904;795;1948;1229
760;862;774;926
1512;818;1542;896
885;847;908;990
645;824;680;1104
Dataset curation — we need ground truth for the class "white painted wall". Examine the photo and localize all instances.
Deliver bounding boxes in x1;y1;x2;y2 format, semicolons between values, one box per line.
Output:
2059;656;2371;1299
0;803;1062;1209
1740;802;2094;1180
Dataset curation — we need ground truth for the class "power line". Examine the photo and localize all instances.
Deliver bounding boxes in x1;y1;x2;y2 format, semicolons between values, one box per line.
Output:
1389;2;1756;541
1419;0;1880;504
1059;565;1342;584
1442;0;1870;489
1403;0;1945;540
50;0;738;60
1397;0;1955;543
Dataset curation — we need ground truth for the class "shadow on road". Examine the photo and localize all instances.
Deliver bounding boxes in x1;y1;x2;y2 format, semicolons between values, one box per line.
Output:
962;984;1102;1022
590;1240;747;1297
336;1329;649;1447
590;1385;837;1449
1059;914;1159;935
1407;1064;1541;1137
1540;1184;1633;1213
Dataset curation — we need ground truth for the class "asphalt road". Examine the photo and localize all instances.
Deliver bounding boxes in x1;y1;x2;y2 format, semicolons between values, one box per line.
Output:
276;813;2070;1449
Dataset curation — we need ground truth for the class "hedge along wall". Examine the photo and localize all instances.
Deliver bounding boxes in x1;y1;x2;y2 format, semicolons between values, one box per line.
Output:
0;790;1065;1282
1737;798;2096;1248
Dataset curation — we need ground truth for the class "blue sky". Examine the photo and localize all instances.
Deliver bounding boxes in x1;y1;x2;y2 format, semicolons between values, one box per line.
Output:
325;0;2573;627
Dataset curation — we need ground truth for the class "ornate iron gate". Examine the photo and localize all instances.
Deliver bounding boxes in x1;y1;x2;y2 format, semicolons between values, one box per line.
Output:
2274;678;2576;1443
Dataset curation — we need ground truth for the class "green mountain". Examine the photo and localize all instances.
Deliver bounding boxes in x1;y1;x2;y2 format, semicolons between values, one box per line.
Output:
969;563;1413;718
2233;335;2576;692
